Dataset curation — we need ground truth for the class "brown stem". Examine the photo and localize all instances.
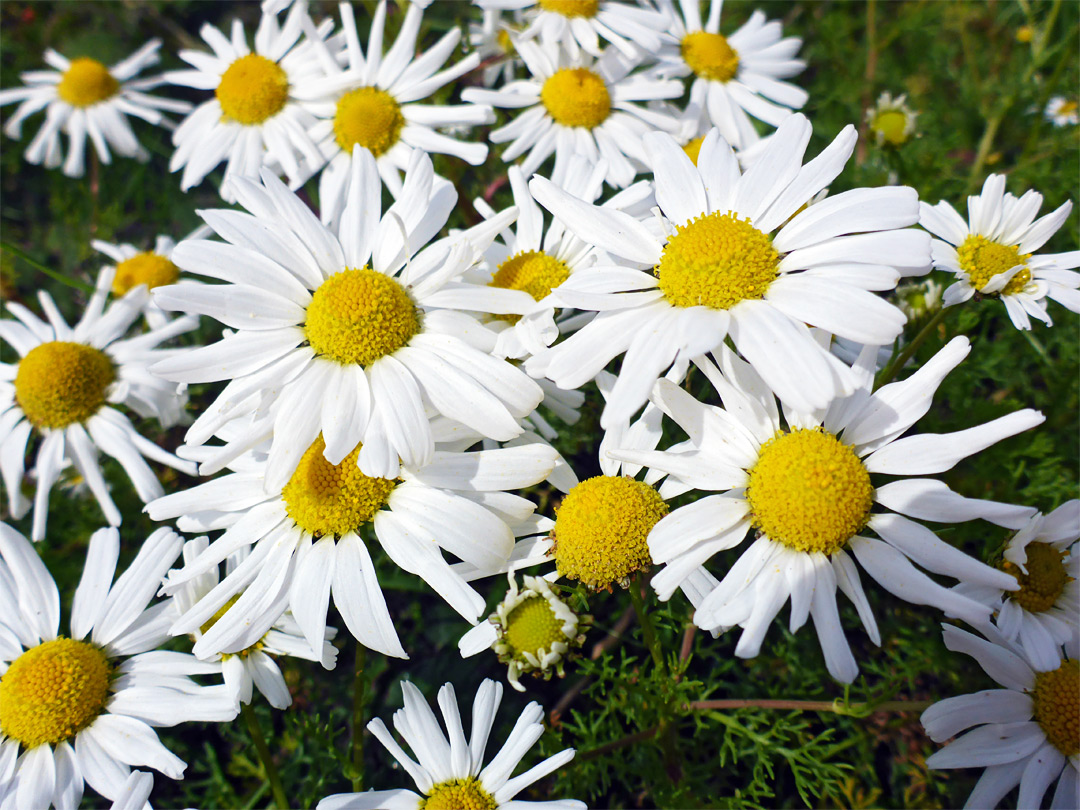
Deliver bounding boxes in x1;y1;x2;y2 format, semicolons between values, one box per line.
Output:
855;0;878;166
686;698;933;714
678;624;696;663
578;725;660;762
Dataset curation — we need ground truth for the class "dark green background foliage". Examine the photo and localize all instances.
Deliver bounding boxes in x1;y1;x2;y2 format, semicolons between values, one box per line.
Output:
1;1;1077;808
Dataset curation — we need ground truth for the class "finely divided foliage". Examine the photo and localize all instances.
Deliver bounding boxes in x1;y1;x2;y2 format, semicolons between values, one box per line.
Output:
0;1;1077;809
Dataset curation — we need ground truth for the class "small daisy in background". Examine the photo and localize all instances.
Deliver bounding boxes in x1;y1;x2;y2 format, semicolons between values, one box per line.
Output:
317;678;585;810
469;7;525;87
1045;95;1079;127
921;174;1079;330
462;36;684;188
0;280;197;541
297;0;494;225
165;1;325;201
612;338;1042;682
651;0;807;151
0;524;238;809
921;625;1079;810
167;536;339;710
0;40;191;177
866;91;918;147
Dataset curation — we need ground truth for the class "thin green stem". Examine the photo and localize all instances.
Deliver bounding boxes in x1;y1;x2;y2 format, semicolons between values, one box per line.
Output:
351;643;367;792
875;306;949;390
966;111;1005;192
1;241;94;294
240;702;289;810
628;581;663;670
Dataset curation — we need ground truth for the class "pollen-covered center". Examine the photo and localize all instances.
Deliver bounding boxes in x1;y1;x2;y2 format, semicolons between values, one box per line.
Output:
421;777;498;810
505;595;564;660
305;267;420;366
333;86;405;157
0;637;111;749
747;428;873;555
554;475;668;590
57;57;119;107
199;594;265;659
681;31;740;82
956;234;1032;296
216;54;289;125
540;68;611;129
657;211;780;310
539;0;599;18
112;251;180;295
14;341;115;429
682;135;706;165
283;435;397;537
871;110;911;146
999;542;1072;613
1032;659;1079;757
490;250;570;323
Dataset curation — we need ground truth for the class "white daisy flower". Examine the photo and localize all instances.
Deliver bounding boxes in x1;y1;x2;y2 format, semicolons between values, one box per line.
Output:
148;435;559;661
477;0;671;60
150;148;544;482
469;8;525;87
0;40;190;178
164;1;325;201
955;500;1080;672
921;625;1079;810
460;572;586;692
317;678;585;810
920;174;1079;330
650;0;807;150
0;280;197;541
296;1;494;225
167;536;339;710
611;337;1043;683
527;117;930;427
462;36;684;188
865;91;918;147
1045;96;1079;127
0;524;238;809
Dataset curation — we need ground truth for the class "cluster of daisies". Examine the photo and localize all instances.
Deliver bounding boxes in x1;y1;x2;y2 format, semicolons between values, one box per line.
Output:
0;1;1077;808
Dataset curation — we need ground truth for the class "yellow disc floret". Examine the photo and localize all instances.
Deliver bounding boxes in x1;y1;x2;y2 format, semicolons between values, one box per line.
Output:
199;594;266;659
422;778;498;810
57;58;119;107
539;0;599;18
682;135;706;165
956;234;1032;296
0;637;110;749
283;436;397;537
1032;659;1079;757
871;110;912;147
554;475;668;590
333;87;406;157
15;341;115;429
112;251;180;295
540;68;611;129
999;542;1073;613
491;249;571;323
216;54;289;125
681;31;740;82
746;428;873;555
504;595;565;661
656;211;780;310
304;267;420;366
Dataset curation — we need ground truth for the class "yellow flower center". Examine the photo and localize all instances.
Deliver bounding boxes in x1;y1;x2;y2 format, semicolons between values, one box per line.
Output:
112;251;180;296
490;249;570;323
0;638;111;749
199;595;266;659
656;211;780;310
871;110;911;147
1059;100;1078;116
333;86;406;157
504;595;565;661
681;31;740;82
956;235;1032;296
682;135;705;165
421;777;498;810
540;68;611;129
14;341;115;429
283;436;396;537
216;54;289;125
304;267;420;366
999;542;1073;613
554;475;668;590
538;0;599;18
496;28;516;55
1032;659;1079;758
746;428;873;555
57;58;119;107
